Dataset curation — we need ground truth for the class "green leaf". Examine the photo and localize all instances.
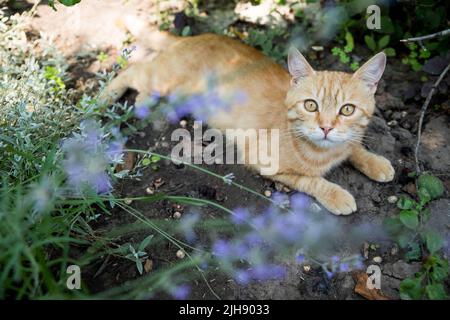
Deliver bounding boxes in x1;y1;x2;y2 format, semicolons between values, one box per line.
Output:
418;174;444;199
136;259;143;275
400;277;423;300
138;234;154;252
397;196;414;210
405;242;421;262
383;217;403;235
430;257;449;282
399;210;419;230
384;47;396;57
418;187;431;206
364;35;377;51
425;284;447;300
181;26;191;37
398;231;413;248
344;31;354;53
59;0;81;6
150;155;161;163
424;231;444;254
142;158;151;166
378;35;390;50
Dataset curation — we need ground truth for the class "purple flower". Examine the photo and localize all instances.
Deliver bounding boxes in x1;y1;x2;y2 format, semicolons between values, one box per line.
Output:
213;239;231;257
179;213;200;242
251;264;286;281
291;193;310;211
296;254;306;264
135;104;151;119
339;263;350;272
271;192;289;208
62;120;124;194
171;284;191;300
235;270;250;285
231;207;250;225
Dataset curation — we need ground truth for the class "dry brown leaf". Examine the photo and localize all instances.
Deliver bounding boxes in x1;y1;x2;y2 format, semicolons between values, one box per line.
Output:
144;259;153;273
353;272;390;300
115;152;135;172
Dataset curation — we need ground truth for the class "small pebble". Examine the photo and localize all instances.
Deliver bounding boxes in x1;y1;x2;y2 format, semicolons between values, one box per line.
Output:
401;111;408;118
387;120;398;126
390;244;399;256
363;242;370;259
176;249;185;259
387;195;398;204
173;211;182;219
373;256;382;263
179;119;187;128
303;265;311;272
124;199;133;205
145;187;155;195
264;190;272;197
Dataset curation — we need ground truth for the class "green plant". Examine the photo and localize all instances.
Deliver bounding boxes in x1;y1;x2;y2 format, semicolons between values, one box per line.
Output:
384;173;448;300
364;34;396;57
244;27;287;63
124;235;154;275
331;30;360;71
401;41;433;71
48;0;81;10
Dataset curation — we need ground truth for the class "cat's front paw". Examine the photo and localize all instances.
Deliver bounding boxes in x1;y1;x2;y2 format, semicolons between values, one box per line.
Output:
317;185;357;216
364;155;395;183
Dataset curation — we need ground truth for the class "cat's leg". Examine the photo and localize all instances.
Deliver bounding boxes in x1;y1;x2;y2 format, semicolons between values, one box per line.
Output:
349;144;395;182
271;174;357;215
98;62;153;105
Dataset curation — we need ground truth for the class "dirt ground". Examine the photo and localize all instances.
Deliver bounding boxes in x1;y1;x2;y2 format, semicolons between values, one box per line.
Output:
27;0;450;299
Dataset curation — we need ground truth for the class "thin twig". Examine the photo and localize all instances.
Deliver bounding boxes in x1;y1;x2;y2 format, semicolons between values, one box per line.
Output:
401;29;450;43
414;61;450;174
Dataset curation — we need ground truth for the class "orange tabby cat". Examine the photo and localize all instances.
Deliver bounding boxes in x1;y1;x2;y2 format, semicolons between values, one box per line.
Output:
100;30;395;215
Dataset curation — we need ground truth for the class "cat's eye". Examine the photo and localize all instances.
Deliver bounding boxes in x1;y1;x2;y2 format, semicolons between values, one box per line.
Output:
304;100;318;112
339;104;355;116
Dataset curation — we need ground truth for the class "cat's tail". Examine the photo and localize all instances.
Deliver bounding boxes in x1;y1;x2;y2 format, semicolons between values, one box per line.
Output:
118;15;180;52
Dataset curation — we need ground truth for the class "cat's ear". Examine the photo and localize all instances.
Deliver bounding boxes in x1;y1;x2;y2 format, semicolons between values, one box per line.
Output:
353;52;386;93
287;47;315;85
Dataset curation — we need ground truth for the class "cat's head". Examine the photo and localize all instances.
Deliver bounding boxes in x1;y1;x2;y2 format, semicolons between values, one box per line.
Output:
285;47;386;149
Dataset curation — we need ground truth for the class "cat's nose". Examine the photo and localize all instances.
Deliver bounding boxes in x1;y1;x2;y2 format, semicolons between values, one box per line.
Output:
320;127;333;138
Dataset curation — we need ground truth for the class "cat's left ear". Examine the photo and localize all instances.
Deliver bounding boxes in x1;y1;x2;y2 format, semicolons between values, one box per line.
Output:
288;47;315;85
352;52;386;94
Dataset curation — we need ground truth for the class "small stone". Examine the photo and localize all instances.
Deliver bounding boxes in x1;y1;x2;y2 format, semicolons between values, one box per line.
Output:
373;256;382;263
303;265;311;272
387;120;398;127
400;111;408;118
153;178;165;189
145;187;155;195
390;244;399;256
387;195;398;204
124;199;133;205
173;211;182;219
179;119;187;128
402;183;417;196
264;190;272;197
176;249;185;259
363;242;370;259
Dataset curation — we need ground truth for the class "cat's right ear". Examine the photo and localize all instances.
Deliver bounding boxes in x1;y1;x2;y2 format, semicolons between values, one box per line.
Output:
287;47;315;85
